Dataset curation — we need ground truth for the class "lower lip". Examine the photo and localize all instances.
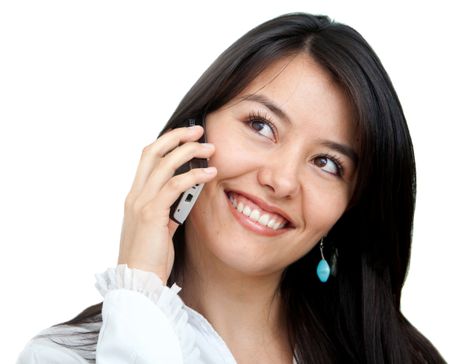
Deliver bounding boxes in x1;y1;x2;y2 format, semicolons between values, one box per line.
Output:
225;192;291;237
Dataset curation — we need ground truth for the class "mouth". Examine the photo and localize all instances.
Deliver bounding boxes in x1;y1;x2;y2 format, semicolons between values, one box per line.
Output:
224;190;294;236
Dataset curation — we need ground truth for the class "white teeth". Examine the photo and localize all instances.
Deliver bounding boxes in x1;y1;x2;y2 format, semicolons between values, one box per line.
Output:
227;192;288;230
243;206;252;216
249;209;260;221
231;197;237;207
258;214;270;226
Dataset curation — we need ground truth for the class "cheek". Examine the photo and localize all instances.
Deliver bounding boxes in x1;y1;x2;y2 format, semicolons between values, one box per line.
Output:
281;188;348;267
302;182;349;234
207;130;258;177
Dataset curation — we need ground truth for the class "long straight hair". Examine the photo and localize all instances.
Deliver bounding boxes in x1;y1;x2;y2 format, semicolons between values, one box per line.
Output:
41;13;445;363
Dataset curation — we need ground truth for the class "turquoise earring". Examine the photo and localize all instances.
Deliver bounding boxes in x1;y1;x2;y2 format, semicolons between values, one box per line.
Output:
316;238;331;283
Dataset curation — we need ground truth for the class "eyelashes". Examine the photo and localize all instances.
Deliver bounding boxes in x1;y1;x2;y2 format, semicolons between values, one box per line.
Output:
245;110;277;140
313;153;345;177
243;110;346;178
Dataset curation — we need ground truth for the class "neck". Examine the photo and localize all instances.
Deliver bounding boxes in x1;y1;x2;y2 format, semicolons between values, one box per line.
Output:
180;257;285;336
178;227;292;361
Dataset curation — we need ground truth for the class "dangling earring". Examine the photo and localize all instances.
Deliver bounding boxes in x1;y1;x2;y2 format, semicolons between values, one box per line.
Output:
316;237;331;283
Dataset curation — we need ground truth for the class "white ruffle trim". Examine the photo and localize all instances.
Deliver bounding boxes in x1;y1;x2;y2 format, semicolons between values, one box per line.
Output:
95;264;177;301
95;264;200;363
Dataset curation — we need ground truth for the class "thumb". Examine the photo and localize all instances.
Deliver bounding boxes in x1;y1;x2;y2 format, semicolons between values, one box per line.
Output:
168;219;180;238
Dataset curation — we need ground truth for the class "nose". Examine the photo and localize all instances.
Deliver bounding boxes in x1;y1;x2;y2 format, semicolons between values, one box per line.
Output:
256;151;301;199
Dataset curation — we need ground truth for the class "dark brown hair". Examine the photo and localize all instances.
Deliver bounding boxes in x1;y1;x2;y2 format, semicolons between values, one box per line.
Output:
40;13;445;363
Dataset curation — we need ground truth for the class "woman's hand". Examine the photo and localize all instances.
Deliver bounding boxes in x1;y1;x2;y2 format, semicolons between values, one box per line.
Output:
117;125;216;284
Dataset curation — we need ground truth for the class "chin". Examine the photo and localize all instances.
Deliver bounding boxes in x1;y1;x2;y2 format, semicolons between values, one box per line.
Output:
184;185;310;277
186;222;274;276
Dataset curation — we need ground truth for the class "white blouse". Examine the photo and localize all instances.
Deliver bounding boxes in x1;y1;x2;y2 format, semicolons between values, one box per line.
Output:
16;264;250;363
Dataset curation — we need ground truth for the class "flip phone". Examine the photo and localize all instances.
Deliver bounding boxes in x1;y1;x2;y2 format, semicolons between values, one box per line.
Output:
169;117;208;224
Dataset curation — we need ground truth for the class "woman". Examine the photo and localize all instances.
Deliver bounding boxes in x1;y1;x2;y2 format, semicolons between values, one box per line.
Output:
17;12;445;363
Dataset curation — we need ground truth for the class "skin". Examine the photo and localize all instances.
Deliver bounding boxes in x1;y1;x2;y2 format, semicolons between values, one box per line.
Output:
119;53;358;363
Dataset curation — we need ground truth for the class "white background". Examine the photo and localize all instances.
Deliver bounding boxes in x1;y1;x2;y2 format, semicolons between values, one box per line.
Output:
1;1;448;362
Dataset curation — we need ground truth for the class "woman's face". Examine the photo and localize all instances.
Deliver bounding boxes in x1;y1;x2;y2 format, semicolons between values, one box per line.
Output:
185;53;358;276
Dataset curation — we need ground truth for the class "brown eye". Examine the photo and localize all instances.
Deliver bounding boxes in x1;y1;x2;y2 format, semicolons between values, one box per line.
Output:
245;111;277;140
248;119;275;139
314;157;328;168
313;155;343;177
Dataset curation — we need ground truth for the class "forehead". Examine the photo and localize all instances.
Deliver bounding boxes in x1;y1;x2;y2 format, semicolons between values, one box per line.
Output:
236;53;357;146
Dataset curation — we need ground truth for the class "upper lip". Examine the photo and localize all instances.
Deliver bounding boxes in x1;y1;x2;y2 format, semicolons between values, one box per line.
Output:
226;189;296;227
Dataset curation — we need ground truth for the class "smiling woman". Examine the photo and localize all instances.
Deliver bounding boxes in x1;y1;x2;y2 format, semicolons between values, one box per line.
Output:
17;12;445;364
185;55;358;282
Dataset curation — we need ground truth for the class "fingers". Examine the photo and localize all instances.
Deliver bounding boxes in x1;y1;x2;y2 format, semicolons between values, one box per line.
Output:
139;141;215;202
129;126;205;195
156;165;217;210
118;125;214;282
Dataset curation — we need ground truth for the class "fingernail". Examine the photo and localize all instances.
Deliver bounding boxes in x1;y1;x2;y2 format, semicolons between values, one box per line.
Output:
201;143;214;149
203;167;217;174
188;125;202;131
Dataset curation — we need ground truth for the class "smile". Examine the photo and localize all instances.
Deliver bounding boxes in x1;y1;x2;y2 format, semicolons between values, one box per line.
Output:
225;191;293;236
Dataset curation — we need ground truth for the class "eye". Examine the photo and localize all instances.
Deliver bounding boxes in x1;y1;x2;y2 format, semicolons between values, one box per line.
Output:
245;111;276;140
313;154;344;177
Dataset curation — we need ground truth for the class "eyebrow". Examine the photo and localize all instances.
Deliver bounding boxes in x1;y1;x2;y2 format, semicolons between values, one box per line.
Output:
240;94;291;124
240;93;359;165
318;139;359;165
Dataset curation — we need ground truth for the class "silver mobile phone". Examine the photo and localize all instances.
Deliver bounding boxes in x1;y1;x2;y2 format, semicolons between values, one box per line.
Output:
169;117;208;224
